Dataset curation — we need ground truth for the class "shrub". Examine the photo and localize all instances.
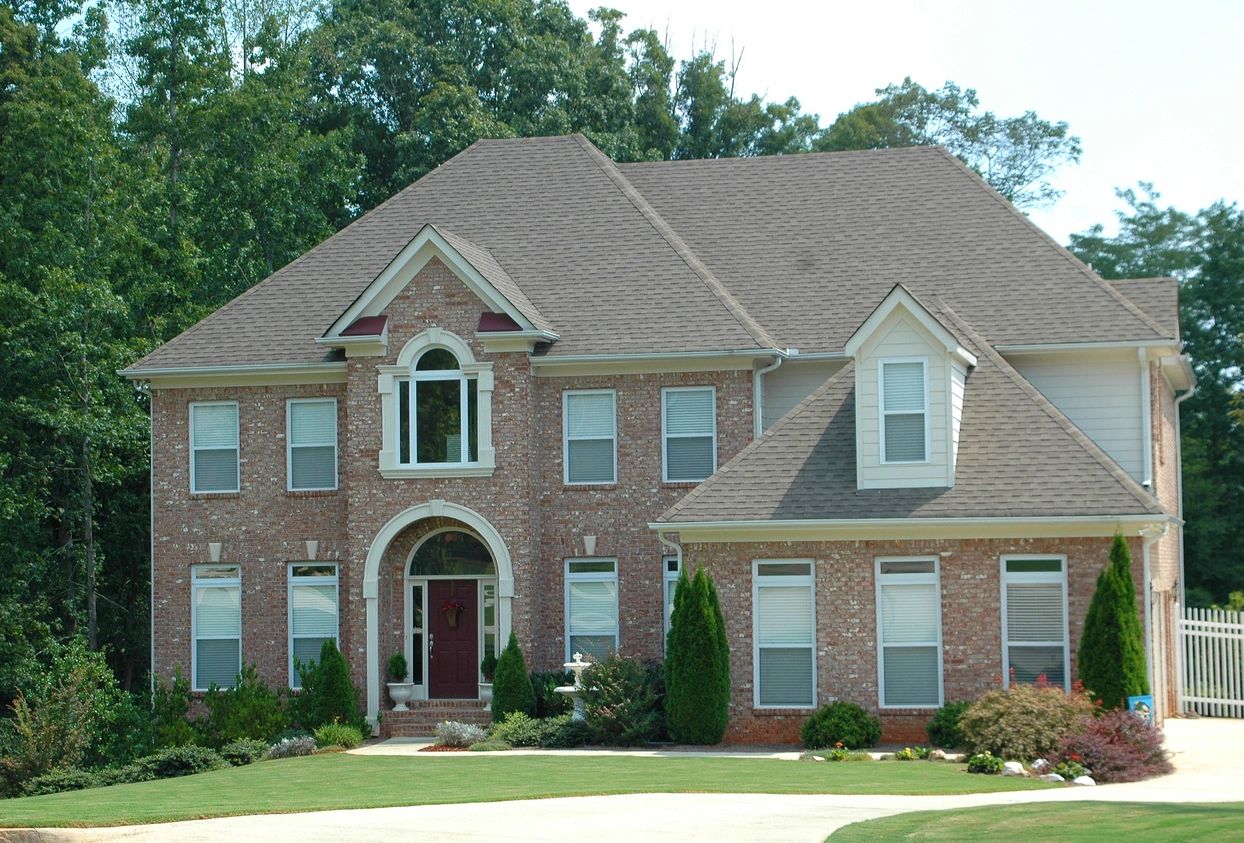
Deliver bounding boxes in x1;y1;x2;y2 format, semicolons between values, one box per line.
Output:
803;745;873;762
1058;710;1173;783
926;700;970;748
198;664;289;748
435;721;487;748
530;670;573;718
489;711;549;747
801;702;882;750
542;716;592;748
220;738;270;766
1053;759;1089;780
491;632;535;719
21;768;100;796
134;745;228;779
387;652;408;682
967;751;1005;774
894;746;932;761
958;680;1095;761
293;641;367;734
582;654;664;746
1078;534;1149;709
264;736;317;760
314;721;365;749
480;653;498;683
468;740;512;752
664;567;730;744
152;670;197;748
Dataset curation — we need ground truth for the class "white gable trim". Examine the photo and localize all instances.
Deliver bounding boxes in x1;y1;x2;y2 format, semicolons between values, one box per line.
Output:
324;224;555;342
844;285;977;368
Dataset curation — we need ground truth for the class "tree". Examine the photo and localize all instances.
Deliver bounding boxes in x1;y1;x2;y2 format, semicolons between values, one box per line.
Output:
664;567;730;744
816;78;1081;208
292;640;365;733
1078;535;1149;709
491;632;535;719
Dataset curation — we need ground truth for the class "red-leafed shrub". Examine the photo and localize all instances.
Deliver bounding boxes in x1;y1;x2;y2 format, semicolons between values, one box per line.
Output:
1058;710;1172;783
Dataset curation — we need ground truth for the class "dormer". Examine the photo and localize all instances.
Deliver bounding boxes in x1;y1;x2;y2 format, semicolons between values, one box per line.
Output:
843;285;977;490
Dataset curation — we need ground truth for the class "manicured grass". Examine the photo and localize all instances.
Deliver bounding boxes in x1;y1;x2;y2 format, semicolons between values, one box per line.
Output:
829;802;1244;841
0;754;1048;828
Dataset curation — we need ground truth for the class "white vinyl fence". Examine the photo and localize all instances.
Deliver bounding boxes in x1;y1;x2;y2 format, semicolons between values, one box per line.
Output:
1177;605;1244;718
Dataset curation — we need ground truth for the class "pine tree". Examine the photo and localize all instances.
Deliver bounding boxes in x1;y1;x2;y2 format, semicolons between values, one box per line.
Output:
664;566;729;744
490;632;534;719
1078;534;1150;708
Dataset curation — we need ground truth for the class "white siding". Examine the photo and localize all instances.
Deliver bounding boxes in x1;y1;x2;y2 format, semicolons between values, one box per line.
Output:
761;360;846;430
950;359;966;471
1009;350;1144;481
855;311;950;489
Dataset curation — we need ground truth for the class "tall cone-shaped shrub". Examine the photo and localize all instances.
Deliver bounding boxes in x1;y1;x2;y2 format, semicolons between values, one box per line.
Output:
1077;534;1149;708
665;566;730;744
491;632;535;719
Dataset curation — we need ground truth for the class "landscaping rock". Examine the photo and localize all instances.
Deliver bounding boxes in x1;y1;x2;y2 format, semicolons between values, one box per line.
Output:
1002;761;1026;776
1031;758;1050;773
929;749;947;761
1072;775;1097;786
1039;773;1065;782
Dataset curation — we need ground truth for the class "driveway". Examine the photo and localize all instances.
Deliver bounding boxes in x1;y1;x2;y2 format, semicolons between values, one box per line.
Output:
14;718;1244;843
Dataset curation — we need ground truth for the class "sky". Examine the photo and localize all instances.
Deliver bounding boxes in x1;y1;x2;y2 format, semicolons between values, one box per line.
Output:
567;0;1244;244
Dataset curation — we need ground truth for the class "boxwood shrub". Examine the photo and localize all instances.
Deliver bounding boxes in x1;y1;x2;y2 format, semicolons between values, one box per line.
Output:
801;702;882;749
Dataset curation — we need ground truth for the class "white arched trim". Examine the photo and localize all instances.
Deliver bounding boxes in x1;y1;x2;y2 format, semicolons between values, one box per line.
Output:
393;326;477;370
364;500;514;726
405;526;495;577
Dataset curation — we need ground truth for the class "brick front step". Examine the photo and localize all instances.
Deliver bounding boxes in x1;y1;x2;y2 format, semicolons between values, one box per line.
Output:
380;700;493;737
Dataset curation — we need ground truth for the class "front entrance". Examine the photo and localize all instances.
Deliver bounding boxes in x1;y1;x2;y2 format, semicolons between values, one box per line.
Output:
428;579;479;698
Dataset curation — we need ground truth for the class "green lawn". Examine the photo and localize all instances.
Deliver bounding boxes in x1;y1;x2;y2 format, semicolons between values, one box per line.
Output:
829;802;1244;841
0;754;1047;828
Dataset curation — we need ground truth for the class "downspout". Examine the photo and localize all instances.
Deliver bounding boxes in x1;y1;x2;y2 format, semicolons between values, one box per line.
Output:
753;352;786;439
147;383;155;700
657;530;683;571
1173;374;1197;608
1140;523;1169;704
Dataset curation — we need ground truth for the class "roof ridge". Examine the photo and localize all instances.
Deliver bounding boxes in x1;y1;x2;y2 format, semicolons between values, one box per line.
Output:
933;296;1163;515
570;134;778;351
659;361;857;522
929;146;1172;342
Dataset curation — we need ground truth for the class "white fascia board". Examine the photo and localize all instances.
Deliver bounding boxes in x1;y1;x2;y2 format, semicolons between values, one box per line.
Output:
122;362;348;388
324;224;537;339
1160;354;1196;392
649;514;1176;543
997;340;1180;354
530;349;783;376
843;285;965;360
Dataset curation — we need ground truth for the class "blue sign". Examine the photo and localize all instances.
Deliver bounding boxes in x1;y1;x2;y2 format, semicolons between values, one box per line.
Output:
1128;694;1155;724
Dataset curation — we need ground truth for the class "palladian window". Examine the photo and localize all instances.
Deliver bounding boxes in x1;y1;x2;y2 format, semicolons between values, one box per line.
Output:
396;348;479;466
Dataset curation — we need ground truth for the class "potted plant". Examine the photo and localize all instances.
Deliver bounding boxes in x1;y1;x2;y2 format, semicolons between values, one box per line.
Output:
479;652;497;702
386;652;415;711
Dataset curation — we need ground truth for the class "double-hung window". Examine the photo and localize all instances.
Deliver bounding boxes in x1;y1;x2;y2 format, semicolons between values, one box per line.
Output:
753;560;816;707
662;387;716;482
190;402;239;493
288;564;339;687
564;559;618;661
1001;556;1069;689
287;399;338;491
662;555;681;643
192;565;241;690
563;390;616;484
876;558;943;707
879;359;928;463
396;348;478;466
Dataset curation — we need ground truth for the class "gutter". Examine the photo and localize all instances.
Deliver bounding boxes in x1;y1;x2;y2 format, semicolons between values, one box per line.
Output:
529;349;780;367
753;352;786;438
1173;376;1198;608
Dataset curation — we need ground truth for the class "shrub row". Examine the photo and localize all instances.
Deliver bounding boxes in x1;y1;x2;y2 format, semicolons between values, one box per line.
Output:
21;745;230;796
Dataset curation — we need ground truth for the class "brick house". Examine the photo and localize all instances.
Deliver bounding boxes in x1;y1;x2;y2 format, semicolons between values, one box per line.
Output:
123;134;1194;742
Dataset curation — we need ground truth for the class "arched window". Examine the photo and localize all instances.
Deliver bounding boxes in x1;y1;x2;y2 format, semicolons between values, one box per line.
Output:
408;530;495;577
396;348;479;465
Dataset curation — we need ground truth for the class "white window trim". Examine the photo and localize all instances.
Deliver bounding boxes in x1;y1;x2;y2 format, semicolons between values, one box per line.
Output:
287;563;339;688
878;357;931;465
286;398;338;492
562;389;618;485
1000;554;1070;691
189;401;240;494
752;559;817;710
564;557;619;661
874;557;944;709
661;386;718;483
191;565;242;692
662;555;681;645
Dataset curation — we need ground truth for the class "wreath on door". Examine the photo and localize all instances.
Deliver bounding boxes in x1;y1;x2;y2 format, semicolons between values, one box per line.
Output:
440;600;466;629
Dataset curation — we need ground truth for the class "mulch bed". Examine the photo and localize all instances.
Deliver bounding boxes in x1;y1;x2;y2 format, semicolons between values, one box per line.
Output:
418;745;469;752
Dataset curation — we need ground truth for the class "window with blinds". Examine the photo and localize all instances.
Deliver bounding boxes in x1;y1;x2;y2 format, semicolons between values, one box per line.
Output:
193;565;241;690
662;387;716;482
1001;557;1069;689
876;559;942;707
565;559;618;660
564;391;616;484
753;561;815;707
880;360;927;463
190;402;240;493
287;399;338;491
288;564;339;687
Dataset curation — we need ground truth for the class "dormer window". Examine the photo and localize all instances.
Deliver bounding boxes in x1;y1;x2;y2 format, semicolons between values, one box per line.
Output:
879;359;928;463
396;348;479;466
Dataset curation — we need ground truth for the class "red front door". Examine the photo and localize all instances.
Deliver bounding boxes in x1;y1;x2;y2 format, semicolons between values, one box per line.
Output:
428;579;479;698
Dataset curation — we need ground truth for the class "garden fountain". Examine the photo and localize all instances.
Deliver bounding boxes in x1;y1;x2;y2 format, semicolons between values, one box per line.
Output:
554;652;591;721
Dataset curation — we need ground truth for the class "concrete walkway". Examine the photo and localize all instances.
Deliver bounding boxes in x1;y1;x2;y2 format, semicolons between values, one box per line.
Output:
17;719;1244;843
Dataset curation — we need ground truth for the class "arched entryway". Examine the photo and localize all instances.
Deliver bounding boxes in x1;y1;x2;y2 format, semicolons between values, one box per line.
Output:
363;500;514;725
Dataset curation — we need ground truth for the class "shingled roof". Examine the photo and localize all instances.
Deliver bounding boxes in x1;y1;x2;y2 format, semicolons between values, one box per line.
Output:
127;135;1175;374
657;306;1164;525
1107;278;1180;340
